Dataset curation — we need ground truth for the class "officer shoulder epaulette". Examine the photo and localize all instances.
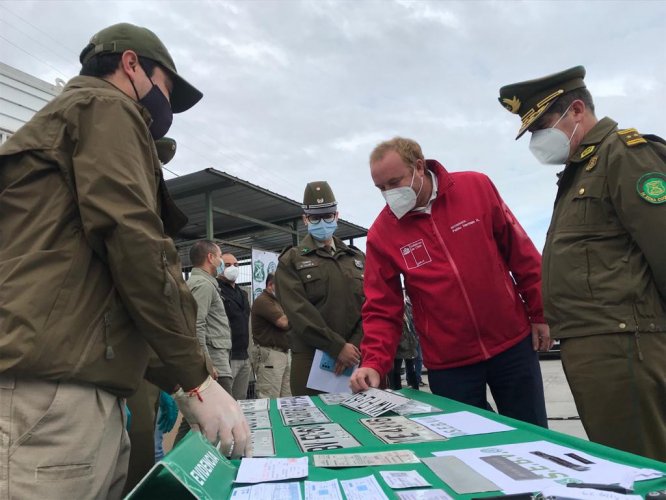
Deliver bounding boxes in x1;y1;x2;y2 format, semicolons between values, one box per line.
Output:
617;128;648;147
278;245;294;259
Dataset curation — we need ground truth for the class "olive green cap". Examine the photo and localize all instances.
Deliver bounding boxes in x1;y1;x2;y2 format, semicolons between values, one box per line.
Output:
302;181;337;215
80;23;203;113
499;66;586;139
155;137;176;165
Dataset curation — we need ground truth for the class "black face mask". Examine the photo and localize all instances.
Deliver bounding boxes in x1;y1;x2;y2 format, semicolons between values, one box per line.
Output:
131;75;173;140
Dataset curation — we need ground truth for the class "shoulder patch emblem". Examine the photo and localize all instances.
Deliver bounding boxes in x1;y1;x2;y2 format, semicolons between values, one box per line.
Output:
637;172;666;204
580;145;595;159
585;156;598;172
618;128;648;147
353;259;364;269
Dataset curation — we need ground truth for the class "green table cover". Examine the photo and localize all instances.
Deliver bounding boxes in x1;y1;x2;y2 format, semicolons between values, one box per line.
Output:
128;388;666;499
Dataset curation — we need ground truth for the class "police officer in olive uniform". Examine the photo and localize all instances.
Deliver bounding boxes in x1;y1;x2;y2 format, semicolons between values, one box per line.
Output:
499;66;666;461
275;181;365;396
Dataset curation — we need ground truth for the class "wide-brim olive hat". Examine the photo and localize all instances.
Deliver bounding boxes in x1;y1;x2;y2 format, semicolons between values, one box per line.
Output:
302;181;338;215
80;23;203;113
155;137;177;165
498;65;586;139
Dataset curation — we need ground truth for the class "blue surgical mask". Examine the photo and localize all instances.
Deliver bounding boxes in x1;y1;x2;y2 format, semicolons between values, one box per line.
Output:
216;263;224;276
308;219;337;241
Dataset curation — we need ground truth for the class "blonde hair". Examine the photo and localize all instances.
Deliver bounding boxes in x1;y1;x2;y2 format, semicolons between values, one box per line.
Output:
369;137;424;169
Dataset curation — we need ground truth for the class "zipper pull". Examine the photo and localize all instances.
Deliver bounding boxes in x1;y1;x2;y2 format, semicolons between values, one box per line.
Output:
105;345;115;360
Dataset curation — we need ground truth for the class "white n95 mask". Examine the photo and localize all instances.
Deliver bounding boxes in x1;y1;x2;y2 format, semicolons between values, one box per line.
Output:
528;104;579;165
382;167;424;219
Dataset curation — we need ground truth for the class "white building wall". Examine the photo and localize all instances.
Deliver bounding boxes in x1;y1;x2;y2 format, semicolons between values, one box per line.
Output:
0;62;62;144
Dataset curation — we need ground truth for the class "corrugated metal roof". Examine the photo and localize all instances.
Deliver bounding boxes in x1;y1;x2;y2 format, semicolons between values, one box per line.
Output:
167;168;367;265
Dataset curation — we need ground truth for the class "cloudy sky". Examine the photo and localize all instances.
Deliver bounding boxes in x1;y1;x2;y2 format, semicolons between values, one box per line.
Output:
1;0;664;251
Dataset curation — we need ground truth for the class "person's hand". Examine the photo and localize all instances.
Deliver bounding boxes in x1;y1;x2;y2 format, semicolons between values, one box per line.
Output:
531;323;554;352
334;360;356;376
157;391;179;433
337;343;361;368
350;367;380;392
174;376;252;458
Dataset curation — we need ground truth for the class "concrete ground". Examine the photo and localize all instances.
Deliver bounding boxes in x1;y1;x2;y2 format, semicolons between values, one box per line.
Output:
414;358;587;440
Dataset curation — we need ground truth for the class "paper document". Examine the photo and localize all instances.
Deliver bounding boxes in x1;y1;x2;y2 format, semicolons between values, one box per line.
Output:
318;393;353;405
277;395;315;409
245;410;271;430
307;349;356;393
304;479;344;500
235;457;308;484
341;388;410;417
393;400;441;416
396;489;453;500
379;470;430;489
340;475;388;500
250;429;275;457
239;399;269;413
313;449;420;468
411;411;514;438
230;482;302;500
432;440;663;494
541;485;642;500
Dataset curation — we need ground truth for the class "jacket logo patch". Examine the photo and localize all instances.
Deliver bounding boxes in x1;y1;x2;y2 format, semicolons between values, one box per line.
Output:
450;218;480;233
400;239;432;270
637;172;666;204
354;259;364;269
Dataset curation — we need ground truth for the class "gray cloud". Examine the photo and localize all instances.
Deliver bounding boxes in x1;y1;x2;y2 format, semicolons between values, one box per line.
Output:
1;0;664;251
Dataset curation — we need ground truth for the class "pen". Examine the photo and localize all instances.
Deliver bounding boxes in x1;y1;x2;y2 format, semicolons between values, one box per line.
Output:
566;483;634;494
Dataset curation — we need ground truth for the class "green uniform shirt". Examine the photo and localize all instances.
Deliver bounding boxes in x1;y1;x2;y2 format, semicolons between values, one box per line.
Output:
0;76;210;396
275;234;365;357
251;290;290;351
543;117;666;338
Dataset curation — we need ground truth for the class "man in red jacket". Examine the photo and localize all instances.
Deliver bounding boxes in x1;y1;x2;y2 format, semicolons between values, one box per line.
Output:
350;137;551;427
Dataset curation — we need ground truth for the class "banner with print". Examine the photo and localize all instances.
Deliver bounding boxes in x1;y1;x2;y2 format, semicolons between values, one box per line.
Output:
251;248;280;300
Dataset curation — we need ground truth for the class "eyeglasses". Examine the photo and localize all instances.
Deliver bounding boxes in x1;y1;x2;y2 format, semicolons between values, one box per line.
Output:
306;214;336;224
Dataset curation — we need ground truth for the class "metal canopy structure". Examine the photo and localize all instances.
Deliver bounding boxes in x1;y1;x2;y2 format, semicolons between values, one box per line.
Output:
166;168;368;266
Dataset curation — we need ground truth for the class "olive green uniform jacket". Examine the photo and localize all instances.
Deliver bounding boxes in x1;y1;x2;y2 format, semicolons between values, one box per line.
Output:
275;234;365;357
543;117;666;338
0;76;210;397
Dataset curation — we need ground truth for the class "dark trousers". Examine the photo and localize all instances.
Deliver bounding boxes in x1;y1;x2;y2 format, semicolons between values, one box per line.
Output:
389;358;419;390
428;334;548;428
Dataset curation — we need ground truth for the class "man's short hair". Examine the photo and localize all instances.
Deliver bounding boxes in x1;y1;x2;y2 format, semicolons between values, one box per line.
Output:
266;273;275;287
370;137;425;170
79;52;157;79
190;240;219;267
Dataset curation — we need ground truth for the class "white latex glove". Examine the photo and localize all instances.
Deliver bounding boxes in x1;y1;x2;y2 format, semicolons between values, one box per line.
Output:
174;376;252;458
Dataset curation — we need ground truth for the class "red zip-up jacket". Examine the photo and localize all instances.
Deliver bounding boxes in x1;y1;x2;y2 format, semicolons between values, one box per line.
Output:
361;160;545;376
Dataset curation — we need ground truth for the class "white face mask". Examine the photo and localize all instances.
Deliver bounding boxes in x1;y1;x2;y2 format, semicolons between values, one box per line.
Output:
529;104;579;165
382;167;424;219
223;265;239;282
